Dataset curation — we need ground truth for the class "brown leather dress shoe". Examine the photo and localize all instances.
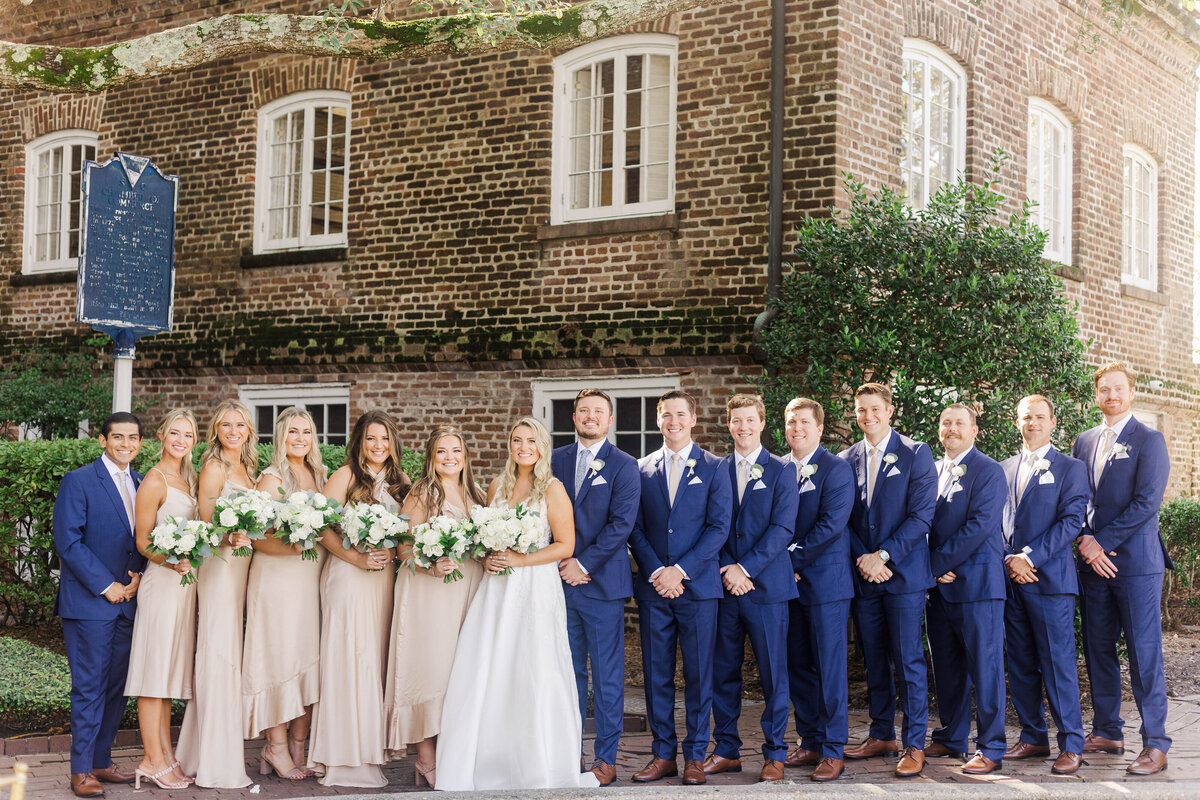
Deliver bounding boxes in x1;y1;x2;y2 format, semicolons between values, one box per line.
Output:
632;757;678;783
70;773;104;798
92;765;135;784
589;760;617;785
926;740;968;759
701;754;742;774
785;746;820;767
1051;751;1083;774
1004;741;1051;760
811;757;844;782
895;746;925;777
1083;733;1125;754
845;737;900;759
682;759;706;785
1126;747;1168;775
759;760;784;781
962;752;1001;775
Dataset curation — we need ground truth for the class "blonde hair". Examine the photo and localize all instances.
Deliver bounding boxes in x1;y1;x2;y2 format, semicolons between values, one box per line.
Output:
410;427;487;515
495;417;554;507
155;408;199;495
200;399;259;484
269;406;327;494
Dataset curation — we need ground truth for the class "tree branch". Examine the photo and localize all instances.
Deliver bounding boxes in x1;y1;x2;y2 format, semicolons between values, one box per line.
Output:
0;0;723;94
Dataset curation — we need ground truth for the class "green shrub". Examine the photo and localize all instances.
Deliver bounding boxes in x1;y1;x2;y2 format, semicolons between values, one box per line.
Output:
1161;495;1200;629
0;635;73;730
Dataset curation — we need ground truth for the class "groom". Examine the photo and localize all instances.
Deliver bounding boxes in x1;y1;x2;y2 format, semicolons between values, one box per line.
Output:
53;412;146;797
552;389;641;786
629;390;732;786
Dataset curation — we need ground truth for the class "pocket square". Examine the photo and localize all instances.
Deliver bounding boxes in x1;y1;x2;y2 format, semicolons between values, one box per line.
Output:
886;466;901;478
799;481;816;494
752;479;766;490
946;482;964;497
687;476;703;485
1038;472;1055;485
591;475;608;486
1113;451;1131;460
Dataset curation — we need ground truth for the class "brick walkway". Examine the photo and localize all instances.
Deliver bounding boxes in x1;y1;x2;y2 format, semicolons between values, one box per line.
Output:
6;694;1199;798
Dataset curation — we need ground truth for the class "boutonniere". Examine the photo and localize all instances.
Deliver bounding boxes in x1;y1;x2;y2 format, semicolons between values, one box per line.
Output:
950;463;967;481
1032;458;1051;473
587;458;605;477
1110;443;1129;458
749;463;764;480
800;463;818;480
685;458;697;477
882;453;898;466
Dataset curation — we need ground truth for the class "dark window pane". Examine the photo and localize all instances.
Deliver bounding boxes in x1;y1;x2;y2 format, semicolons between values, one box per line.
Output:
615;433;640;455
310;407;325;439
552;398;575;435
257;406;275;441
643;433;663;455
616;397;639;431
327;433;347;446
327;403;347;435
552;433;574;450
644;397;657;428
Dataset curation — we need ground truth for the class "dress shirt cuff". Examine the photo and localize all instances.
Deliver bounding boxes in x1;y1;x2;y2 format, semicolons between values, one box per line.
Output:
649;566;664;581
1004;550;1034;567
576;560;590;576
101;581;120;597
674;564;690;581
737;563;751;579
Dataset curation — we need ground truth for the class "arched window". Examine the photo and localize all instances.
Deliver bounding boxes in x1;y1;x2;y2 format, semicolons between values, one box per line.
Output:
1122;144;1158;291
551;34;677;224
901;40;966;209
23;129;98;273
1027;99;1073;265
254;91;351;252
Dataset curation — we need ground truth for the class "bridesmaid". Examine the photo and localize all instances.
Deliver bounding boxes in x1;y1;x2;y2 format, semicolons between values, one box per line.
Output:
308;410;411;786
242;407;326;780
125;409;200;790
175;399;258;788
383;426;486;788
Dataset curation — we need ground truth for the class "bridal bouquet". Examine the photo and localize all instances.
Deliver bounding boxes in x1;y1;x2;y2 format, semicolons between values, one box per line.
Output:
212;489;277;557
273;490;342;561
407;514;474;583
468;504;543;576
147;516;222;586
340;502;410;555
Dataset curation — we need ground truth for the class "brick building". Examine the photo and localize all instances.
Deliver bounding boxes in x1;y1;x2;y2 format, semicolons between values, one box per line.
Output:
1;0;1197;494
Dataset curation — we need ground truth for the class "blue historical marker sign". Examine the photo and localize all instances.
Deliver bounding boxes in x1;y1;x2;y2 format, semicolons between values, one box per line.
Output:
76;152;178;348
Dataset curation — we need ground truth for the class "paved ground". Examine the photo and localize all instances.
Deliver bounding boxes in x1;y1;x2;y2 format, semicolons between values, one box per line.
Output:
6;693;1199;799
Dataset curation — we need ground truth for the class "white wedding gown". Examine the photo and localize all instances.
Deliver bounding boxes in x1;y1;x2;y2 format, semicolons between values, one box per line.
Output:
436;485;600;791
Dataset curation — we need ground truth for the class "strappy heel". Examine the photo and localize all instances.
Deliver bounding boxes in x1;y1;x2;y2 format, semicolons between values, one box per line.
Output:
169;761;194;784
134;765;188;789
258;742;312;781
414;758;436;788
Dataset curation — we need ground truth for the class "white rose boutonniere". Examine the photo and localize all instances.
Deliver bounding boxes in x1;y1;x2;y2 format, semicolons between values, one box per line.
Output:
950;463;967;481
1033;458;1051;473
882;453;898;466
749;463;764;480
685;458;697;477
588;458;605;477
800;463;818;480
1111;443;1129;458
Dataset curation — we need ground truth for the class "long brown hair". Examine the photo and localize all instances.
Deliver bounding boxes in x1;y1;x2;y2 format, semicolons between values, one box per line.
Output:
345;409;411;506
409;426;486;516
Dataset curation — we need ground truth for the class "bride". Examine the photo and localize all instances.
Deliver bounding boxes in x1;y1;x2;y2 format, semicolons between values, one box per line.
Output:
435;418;601;791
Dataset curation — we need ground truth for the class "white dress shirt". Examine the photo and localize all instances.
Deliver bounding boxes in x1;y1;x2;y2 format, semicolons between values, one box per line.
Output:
572;440;605;575
1008;442;1052;566
651;443;694;581
100;453;136;596
731;446;763;578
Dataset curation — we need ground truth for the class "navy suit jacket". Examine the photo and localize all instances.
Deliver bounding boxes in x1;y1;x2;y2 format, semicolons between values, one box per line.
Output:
1000;446;1088;596
53;458;146;620
630;443;732;602
786;446;854;606
720;449;798;604
552;439;640;601
840;431;937;595
1073;416;1172;576
929;447;1006;604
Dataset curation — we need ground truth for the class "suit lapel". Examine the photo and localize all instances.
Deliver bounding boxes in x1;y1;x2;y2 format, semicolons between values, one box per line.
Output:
575;440;609;506
672;444;697;508
654;451;671;507
95;458;133;536
728;457;741;519
1084;427;1102;493
555;448;575;503
1096;418;1137;493
1018;447;1054;508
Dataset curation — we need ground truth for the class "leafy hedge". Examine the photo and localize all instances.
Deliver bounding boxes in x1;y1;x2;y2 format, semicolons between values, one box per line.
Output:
1162;495;1200;628
0;635;73;730
0;439;422;626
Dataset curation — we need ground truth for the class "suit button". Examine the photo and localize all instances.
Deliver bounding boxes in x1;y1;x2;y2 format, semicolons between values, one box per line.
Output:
668;528;673;534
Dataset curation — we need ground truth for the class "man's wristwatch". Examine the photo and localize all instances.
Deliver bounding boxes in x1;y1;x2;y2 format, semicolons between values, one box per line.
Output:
877;549;890;563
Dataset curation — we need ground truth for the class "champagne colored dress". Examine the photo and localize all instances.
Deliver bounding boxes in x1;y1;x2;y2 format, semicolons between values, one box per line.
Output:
124;477;198;700
241;466;323;739
308;477;399;787
176;480;254;788
383;498;483;755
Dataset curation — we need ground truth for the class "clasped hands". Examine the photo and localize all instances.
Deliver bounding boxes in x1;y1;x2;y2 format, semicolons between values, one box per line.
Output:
650;565;686;599
484;549;523;575
1005;555;1038;584
559;557;590;586
720;564;755;596
102;571;141;604
361;547;391;571
1076;534;1119;578
856;552;892;583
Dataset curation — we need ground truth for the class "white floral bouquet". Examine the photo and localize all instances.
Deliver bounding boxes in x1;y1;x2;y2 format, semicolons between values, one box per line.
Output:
147;516;222;586
407;514;475;583
468;504;543;576
212;489;277;557
340;502;410;557
273;490;343;561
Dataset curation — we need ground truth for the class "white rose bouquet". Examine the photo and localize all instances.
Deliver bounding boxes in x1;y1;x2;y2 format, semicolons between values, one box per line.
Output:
407;514;474;583
468;504;543;576
273;490;343;561
340;502;410;559
146;516;222;586
212;489;277;557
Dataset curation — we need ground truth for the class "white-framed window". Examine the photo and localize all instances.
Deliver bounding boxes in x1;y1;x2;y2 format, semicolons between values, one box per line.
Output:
238;383;350;446
22;129;98;274
532;375;682;458
1027;99;1073;265
1133;409;1159;430
550;34;677;225
254;91;350;253
901;40;966;209
1122;144;1158;291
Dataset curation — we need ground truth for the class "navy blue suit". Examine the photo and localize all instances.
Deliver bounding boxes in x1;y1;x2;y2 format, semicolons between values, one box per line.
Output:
711;449;797;762
53;458;146;775
1073;416;1172;753
551;439;641;765
840;431;937;748
785;447;854;759
629;444;732;761
926;448;1007;761
1001;446;1087;754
